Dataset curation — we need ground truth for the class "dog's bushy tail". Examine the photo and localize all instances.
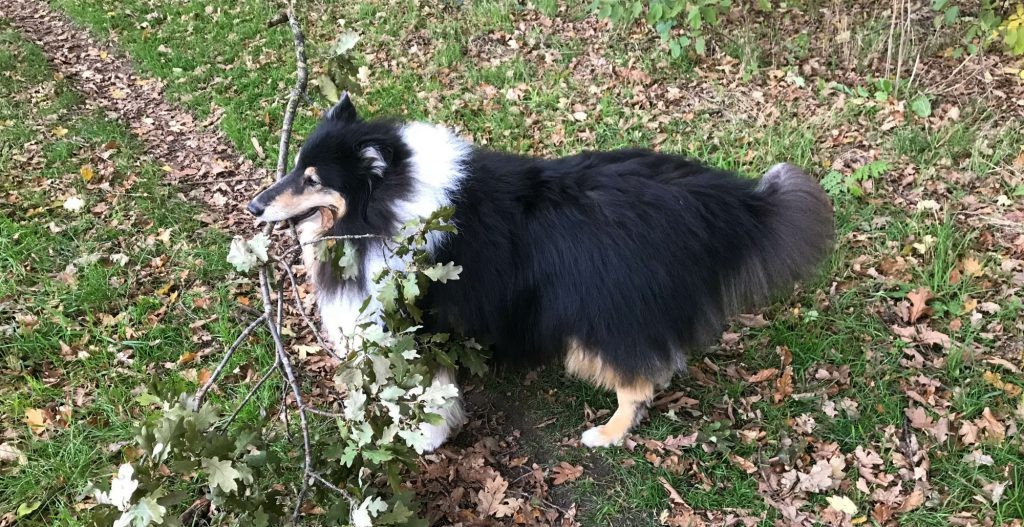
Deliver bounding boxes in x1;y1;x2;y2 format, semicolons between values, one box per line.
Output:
728;163;834;309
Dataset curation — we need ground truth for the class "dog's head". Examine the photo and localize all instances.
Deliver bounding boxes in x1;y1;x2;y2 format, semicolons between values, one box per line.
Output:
246;93;398;230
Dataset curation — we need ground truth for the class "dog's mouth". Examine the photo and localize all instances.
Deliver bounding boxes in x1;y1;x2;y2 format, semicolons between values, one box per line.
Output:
291;207;320;222
285;205;338;232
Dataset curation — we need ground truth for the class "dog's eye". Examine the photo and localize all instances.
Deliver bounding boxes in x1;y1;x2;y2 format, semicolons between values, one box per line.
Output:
305;176;320;186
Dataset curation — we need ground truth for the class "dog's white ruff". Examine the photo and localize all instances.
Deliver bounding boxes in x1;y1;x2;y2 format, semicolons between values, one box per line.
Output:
301;122;471;452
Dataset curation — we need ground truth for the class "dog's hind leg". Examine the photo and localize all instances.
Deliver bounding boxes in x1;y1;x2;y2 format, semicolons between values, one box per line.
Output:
580;379;654;448
419;367;467;452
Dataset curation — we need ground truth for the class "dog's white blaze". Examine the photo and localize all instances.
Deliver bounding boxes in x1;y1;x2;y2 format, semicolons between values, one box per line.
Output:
395;122;471;253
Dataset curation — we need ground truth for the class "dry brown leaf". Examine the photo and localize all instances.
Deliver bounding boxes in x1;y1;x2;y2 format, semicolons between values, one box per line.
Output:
962;257;983;277
980;407;1006;443
795;459;836;492
898;489;925;512
871;503;894;524
0;443;26;465
959;420;980;445
982;371;1023;397
747;368;779;383
476;475;509;517
984;357;1021;374
905;406;933;431
663;432;698;450
658;476;685;505
24;408;49;437
774;366;793;404
981;481;1007;504
906;287;933;323
728;453;757;474
551;462;583;485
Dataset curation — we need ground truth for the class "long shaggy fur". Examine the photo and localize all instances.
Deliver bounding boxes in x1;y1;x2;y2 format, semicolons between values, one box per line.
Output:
425;150;833;385
248;95;834;448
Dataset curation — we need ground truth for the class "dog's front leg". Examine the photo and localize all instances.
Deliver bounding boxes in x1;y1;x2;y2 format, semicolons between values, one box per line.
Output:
419;367;466;452
580;379;653;448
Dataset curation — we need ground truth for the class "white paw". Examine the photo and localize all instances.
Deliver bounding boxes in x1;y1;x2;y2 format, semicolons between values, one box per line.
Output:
580;426;622;448
419;421;451;453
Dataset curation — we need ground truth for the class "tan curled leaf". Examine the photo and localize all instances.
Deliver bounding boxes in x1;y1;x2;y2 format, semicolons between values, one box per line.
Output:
24;409;49;437
728;453;757;474
747;368;778;383
980;407;1006;443
907;287;933;323
898;489;925;512
658;476;685;505
962;257;983;277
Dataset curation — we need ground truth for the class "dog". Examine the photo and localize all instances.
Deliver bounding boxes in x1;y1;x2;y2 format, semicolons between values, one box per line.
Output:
247;93;834;450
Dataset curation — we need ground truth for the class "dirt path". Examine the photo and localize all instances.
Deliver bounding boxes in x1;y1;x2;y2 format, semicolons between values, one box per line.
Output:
2;0;265;235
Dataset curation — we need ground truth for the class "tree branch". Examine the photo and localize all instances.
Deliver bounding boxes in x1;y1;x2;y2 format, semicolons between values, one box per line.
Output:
276;0;308;180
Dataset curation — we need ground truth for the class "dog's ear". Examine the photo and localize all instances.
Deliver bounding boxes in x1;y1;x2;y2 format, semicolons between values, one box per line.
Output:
325;91;358;123
360;143;392;177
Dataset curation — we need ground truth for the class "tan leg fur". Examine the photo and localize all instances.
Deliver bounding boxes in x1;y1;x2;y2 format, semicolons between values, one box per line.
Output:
565;339;658;448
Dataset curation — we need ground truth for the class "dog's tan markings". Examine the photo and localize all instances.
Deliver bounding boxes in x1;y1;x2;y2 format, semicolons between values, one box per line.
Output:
565;339;619;390
304;166;318;178
566;339;656;448
273;191;305;214
581;379;654;448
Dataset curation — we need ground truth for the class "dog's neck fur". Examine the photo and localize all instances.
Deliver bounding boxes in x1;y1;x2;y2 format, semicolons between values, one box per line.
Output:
298;121;471;347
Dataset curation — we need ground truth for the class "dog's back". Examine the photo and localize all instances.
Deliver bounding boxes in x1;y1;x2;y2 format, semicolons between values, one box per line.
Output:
427;149;833;387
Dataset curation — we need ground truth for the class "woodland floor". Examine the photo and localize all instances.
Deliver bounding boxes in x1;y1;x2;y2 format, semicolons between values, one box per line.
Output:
1;1;1024;526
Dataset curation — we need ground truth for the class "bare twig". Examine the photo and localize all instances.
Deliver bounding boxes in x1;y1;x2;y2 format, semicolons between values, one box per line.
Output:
182;176;267;186
194;0;357;520
301;406;345;418
278;259;331;355
194;313;267;405
222;356;281;429
280;233;385;259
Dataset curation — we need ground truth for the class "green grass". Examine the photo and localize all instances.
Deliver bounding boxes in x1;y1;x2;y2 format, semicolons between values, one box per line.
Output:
8;1;1024;525
0;25;275;525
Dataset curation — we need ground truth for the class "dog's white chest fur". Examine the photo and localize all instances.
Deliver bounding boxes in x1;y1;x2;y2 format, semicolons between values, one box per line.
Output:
293;121;472;452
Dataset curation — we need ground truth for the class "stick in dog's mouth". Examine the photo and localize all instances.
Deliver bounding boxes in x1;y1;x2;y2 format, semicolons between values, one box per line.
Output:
317;206;335;231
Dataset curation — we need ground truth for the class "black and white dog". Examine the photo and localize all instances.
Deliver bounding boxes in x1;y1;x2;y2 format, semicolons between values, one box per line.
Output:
247;93;834;450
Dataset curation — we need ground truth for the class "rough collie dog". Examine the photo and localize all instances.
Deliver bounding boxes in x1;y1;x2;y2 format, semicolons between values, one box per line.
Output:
247;94;834;450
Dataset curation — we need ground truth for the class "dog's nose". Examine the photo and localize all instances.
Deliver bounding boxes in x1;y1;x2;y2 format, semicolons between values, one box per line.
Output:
246;201;264;217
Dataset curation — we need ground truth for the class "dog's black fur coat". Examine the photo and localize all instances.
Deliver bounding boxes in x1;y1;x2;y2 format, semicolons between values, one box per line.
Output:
293;103;834;385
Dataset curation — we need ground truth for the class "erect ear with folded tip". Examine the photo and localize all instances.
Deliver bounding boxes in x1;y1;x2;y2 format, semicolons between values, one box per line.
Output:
325;91;358;123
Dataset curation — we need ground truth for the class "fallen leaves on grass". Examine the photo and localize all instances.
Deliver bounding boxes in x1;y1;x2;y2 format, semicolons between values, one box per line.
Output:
774;346;794;404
